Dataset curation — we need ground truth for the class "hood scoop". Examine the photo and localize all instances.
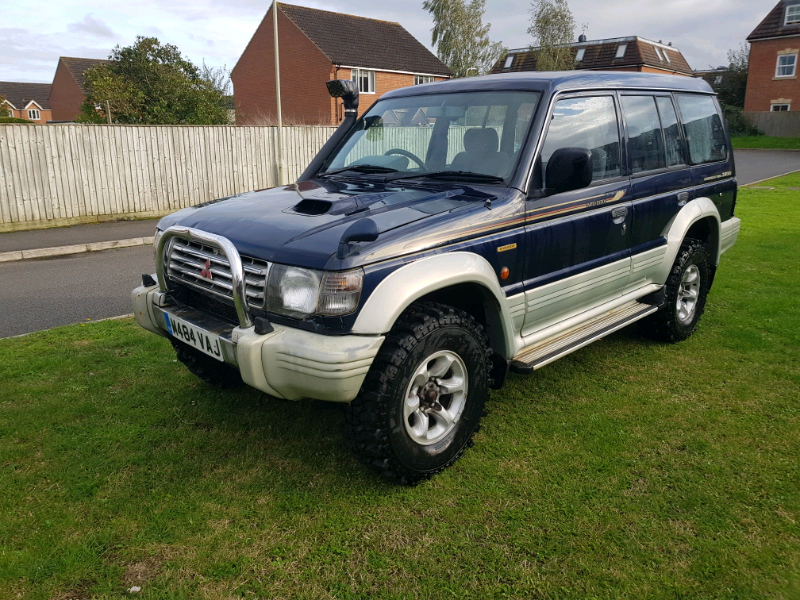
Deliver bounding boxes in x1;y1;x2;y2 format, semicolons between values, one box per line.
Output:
292;199;333;215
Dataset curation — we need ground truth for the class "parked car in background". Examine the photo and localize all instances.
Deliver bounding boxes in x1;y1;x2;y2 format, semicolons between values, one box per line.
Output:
133;72;740;484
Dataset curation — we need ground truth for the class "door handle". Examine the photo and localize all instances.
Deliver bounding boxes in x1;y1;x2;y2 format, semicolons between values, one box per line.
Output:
611;206;628;225
677;192;690;207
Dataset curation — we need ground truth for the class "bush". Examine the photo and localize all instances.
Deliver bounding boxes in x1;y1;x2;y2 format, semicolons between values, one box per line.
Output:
0;117;34;124
721;104;761;137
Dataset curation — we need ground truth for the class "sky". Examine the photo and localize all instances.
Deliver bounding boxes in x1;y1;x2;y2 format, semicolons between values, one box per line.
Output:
1;0;779;85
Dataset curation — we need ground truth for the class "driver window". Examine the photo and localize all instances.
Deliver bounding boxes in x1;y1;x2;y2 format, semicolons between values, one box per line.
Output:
540;96;621;187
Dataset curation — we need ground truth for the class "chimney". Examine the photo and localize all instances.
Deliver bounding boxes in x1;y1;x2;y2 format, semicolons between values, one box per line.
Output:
578;34;587;43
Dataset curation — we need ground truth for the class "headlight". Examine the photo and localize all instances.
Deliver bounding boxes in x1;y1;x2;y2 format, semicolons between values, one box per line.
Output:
266;266;363;318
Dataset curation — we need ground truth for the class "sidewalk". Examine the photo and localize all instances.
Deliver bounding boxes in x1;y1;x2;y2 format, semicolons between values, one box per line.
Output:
0;219;159;263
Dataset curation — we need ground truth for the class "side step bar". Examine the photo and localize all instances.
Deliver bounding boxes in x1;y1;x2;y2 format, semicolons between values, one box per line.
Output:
510;300;660;374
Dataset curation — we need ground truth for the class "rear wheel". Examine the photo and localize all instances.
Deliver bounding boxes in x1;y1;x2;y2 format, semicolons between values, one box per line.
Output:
647;238;711;342
344;302;491;485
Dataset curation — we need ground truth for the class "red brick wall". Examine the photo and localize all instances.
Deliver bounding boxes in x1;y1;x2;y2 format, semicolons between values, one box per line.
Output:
232;8;336;125
745;37;800;111
49;60;88;121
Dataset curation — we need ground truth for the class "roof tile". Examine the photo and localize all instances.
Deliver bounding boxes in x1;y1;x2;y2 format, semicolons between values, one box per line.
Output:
278;3;451;76
0;82;52;110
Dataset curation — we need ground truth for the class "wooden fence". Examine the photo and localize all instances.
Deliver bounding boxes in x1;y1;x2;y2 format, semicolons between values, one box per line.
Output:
0;124;336;231
0;123;498;231
744;111;800;137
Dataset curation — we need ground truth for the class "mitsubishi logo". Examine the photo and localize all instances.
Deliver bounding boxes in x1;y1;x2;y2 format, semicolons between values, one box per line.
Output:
200;259;213;280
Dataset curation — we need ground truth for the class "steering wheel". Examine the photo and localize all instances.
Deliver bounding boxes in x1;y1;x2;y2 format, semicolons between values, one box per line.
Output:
384;148;426;169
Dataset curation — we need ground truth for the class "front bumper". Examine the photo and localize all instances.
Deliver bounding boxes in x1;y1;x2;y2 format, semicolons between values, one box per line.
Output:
132;283;384;402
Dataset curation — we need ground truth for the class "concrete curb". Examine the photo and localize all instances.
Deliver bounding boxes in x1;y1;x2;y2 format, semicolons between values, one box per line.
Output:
0;236;154;263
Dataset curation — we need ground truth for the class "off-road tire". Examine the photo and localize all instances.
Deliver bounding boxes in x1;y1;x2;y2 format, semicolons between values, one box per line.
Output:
344;302;492;485
646;238;711;343
172;340;242;388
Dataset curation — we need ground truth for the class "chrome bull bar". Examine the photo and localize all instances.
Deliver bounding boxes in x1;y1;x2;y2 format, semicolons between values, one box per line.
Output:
155;226;254;329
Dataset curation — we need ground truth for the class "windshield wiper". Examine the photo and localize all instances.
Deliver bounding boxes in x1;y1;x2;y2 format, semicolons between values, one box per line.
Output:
318;164;398;177
386;170;505;184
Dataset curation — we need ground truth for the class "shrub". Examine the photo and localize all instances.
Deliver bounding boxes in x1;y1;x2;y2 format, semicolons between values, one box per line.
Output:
722;104;761;137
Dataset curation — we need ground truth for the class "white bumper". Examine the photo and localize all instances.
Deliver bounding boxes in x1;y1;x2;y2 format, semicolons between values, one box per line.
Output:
132;283;384;402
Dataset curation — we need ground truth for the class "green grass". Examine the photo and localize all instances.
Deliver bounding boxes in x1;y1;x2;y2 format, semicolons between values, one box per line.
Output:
2;175;800;599
732;136;800;150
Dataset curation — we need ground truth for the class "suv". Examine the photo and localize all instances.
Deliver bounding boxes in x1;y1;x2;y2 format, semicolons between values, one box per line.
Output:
132;72;740;484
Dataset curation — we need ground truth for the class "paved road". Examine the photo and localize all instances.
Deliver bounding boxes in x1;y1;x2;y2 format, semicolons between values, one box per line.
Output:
0;246;155;338
735;149;800;185
1;150;797;339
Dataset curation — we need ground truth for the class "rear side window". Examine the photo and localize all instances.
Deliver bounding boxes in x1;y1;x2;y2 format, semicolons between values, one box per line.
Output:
656;97;686;167
676;95;728;164
541;96;621;185
621;96;666;173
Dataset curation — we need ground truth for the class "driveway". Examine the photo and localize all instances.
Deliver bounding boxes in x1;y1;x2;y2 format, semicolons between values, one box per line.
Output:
734;149;800;185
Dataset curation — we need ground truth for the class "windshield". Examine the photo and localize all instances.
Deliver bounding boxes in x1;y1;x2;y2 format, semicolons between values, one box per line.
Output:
321;90;541;184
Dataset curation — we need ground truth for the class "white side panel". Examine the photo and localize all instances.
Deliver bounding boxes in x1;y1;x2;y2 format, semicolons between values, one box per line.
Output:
624;244;668;294
521;257;631;337
719;217;741;257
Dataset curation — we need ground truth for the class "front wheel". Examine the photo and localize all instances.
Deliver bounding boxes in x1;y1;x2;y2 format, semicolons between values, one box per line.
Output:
344;302;491;485
647;238;711;343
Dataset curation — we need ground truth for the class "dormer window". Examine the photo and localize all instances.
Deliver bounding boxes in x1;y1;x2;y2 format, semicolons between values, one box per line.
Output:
504;54;515;69
615;44;627;59
786;4;800;24
575;48;585;62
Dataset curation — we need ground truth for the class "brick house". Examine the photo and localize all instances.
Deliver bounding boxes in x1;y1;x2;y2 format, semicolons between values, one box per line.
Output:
0;82;52;123
231;3;452;125
744;0;800;112
491;36;693;76
49;56;108;122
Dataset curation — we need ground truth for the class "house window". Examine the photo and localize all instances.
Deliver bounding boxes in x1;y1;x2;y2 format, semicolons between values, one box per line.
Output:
663;49;672;63
786;5;800;24
771;103;791;111
28;109;40;120
504;54;515;69
615;44;627;59
654;46;663;61
414;75;435;85
575;48;585;62
351;69;375;94
776;54;798;77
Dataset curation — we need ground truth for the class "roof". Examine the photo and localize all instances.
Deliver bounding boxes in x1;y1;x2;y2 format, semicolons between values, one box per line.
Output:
491;37;693;76
276;3;451;76
59;57;109;94
384;71;713;100
748;0;800;41
0;82;52;110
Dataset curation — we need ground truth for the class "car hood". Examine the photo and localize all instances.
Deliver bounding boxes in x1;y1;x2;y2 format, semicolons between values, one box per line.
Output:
158;178;509;270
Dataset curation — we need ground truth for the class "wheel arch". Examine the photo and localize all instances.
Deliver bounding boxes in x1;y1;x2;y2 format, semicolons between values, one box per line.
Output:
661;197;721;274
352;252;517;358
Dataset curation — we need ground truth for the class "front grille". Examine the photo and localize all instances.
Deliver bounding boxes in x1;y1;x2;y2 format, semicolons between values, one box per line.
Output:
166;238;269;309
184;288;240;324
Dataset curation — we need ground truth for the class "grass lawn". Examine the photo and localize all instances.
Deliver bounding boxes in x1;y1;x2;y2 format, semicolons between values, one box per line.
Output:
731;136;800;150
1;175;799;599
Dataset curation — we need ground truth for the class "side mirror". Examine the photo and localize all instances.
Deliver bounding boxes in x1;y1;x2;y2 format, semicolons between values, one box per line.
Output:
544;147;592;195
327;79;359;116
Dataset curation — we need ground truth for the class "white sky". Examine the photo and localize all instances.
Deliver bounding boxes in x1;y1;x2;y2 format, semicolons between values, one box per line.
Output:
1;0;779;85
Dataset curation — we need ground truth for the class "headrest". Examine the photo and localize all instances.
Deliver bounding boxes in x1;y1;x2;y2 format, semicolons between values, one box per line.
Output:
463;128;499;154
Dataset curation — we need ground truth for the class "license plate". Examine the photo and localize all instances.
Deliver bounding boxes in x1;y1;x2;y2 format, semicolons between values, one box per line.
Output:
163;311;224;362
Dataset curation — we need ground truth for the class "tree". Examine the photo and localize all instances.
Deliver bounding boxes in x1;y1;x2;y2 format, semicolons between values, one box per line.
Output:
528;0;576;71
717;43;749;108
422;0;505;77
78;36;229;125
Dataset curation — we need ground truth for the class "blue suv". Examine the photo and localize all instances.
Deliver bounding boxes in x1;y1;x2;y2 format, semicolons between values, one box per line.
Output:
132;72;740;484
